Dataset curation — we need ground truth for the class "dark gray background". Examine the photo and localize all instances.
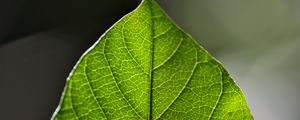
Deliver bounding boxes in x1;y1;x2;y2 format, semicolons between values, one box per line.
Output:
0;0;139;119
1;0;299;120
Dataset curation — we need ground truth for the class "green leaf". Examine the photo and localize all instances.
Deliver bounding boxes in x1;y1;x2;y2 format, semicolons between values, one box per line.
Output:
52;0;253;119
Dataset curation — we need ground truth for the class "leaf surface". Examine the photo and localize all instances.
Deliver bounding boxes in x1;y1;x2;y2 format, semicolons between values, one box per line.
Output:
52;0;252;119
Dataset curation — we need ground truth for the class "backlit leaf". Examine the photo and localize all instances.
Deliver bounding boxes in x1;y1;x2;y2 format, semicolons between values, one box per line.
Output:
52;0;253;119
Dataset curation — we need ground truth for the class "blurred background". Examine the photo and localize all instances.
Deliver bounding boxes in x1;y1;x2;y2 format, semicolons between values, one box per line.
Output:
159;0;300;120
0;0;299;119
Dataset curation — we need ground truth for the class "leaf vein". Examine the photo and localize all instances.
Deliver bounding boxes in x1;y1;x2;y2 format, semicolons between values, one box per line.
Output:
83;57;108;120
207;67;223;120
153;33;183;70
70;82;80;120
122;16;149;75
103;38;145;120
155;41;198;119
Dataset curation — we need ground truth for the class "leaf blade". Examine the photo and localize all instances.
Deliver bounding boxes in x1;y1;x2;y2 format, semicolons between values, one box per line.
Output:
52;0;252;120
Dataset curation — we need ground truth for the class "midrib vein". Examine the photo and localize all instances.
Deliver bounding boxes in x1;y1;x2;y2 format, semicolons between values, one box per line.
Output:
148;0;154;120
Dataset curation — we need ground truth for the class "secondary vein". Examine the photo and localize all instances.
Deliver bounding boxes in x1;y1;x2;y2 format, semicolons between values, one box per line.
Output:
103;38;145;120
207;67;223;120
84;56;108;120
155;39;199;120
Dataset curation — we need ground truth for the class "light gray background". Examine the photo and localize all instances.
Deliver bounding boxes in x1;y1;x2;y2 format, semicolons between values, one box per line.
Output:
159;0;300;119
